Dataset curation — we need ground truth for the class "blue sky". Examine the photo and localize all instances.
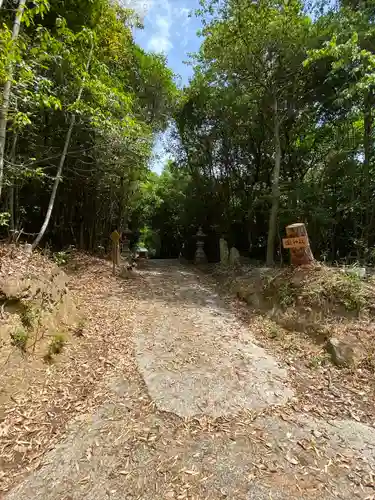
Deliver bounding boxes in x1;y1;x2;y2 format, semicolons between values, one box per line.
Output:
128;0;203;173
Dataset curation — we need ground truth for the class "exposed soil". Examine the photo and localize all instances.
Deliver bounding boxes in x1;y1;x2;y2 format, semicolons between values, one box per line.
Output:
1;257;375;499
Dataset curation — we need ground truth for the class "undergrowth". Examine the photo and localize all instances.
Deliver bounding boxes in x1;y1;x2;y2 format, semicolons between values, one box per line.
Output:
300;270;366;312
276;282;296;308
10;327;29;352
44;334;66;363
263;266;367;314
20;304;37;329
52;251;70;267
308;352;330;368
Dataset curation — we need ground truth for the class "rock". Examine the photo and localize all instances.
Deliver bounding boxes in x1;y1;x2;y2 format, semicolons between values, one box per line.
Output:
229;247;240;266
24;243;33;255
236;286;260;307
119;265;137;279
236;286;251;302
326;337;355;367
219;237;229;265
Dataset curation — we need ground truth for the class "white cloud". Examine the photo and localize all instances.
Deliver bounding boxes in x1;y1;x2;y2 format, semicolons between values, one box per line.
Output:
148;17;173;53
146;0;173;54
174;6;191;27
130;0;192;55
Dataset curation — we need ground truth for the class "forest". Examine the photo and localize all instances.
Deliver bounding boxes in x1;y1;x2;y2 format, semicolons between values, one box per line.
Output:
1;0;375;265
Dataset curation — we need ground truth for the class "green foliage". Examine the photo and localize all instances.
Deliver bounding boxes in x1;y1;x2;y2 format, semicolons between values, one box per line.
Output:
361;348;375;372
10;327;29;352
44;333;66;362
0;212;10;227
74;318;86;337
146;0;375;263
0;0;177;249
299;270;366;312
277;283;296;308
308;352;330;368
20;304;37;329
138;225;160;257
328;273;366;311
52;251;69;266
48;333;66;355
1;0;375;264
132;163;192;257
0;23;12;84
259;266;367;321
266;322;284;340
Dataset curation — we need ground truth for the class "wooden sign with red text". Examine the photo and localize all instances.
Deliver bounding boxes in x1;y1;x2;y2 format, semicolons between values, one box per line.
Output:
282;236;308;249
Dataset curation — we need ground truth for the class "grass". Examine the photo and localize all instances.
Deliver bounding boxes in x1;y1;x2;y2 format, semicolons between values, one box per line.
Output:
20;304;37;329
276;282;296;308
74;318;86;337
266;322;284;340
44;333;66;363
52;250;70;267
261;266;367;314
361;349;375;373
10;327;29;352
308;352;330;368
301;269;366;312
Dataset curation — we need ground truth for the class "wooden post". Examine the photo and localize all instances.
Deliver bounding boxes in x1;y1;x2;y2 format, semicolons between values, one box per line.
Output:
284;223;314;266
111;230;120;275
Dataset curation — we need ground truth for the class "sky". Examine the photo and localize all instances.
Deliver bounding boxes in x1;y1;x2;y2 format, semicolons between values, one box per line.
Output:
125;0;203;173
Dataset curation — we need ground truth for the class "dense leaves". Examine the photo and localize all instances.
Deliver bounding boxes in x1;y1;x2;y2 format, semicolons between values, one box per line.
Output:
146;0;375;263
0;0;177;249
2;0;375;263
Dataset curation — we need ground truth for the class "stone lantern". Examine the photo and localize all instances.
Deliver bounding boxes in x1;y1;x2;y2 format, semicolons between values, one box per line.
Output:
194;226;207;264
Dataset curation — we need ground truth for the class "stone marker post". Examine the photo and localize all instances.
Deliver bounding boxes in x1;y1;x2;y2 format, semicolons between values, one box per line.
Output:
111;230;120;275
283;223;314;266
194;226;207;264
219;237;229;265
229;247;241;266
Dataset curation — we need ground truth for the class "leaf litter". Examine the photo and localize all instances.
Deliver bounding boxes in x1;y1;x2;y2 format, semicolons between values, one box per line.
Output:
1;256;375;499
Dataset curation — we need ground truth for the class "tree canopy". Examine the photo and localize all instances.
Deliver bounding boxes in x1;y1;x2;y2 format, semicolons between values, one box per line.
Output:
1;0;375;264
157;0;375;263
0;0;177;249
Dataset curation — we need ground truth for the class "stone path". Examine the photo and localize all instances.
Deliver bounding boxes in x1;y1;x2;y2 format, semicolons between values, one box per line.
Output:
5;260;375;500
134;263;293;417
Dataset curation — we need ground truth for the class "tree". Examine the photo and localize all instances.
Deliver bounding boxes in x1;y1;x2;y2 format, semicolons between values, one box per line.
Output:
166;0;375;264
32;32;94;249
173;0;312;263
0;0;27;201
0;0;177;249
305;3;375;250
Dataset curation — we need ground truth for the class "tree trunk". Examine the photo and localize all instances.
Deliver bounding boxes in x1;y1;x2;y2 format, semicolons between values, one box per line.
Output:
79;219;84;249
0;0;26;202
118;175;126;232
286;223;314;266
266;97;281;266
363;88;373;246
8;131;17;234
32;42;94;250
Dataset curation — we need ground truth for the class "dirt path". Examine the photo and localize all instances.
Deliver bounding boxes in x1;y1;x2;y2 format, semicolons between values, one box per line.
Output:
5;260;375;500
133;261;292;417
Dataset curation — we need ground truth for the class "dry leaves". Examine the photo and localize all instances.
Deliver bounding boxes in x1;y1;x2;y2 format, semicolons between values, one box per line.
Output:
1;254;375;499
0;252;140;493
